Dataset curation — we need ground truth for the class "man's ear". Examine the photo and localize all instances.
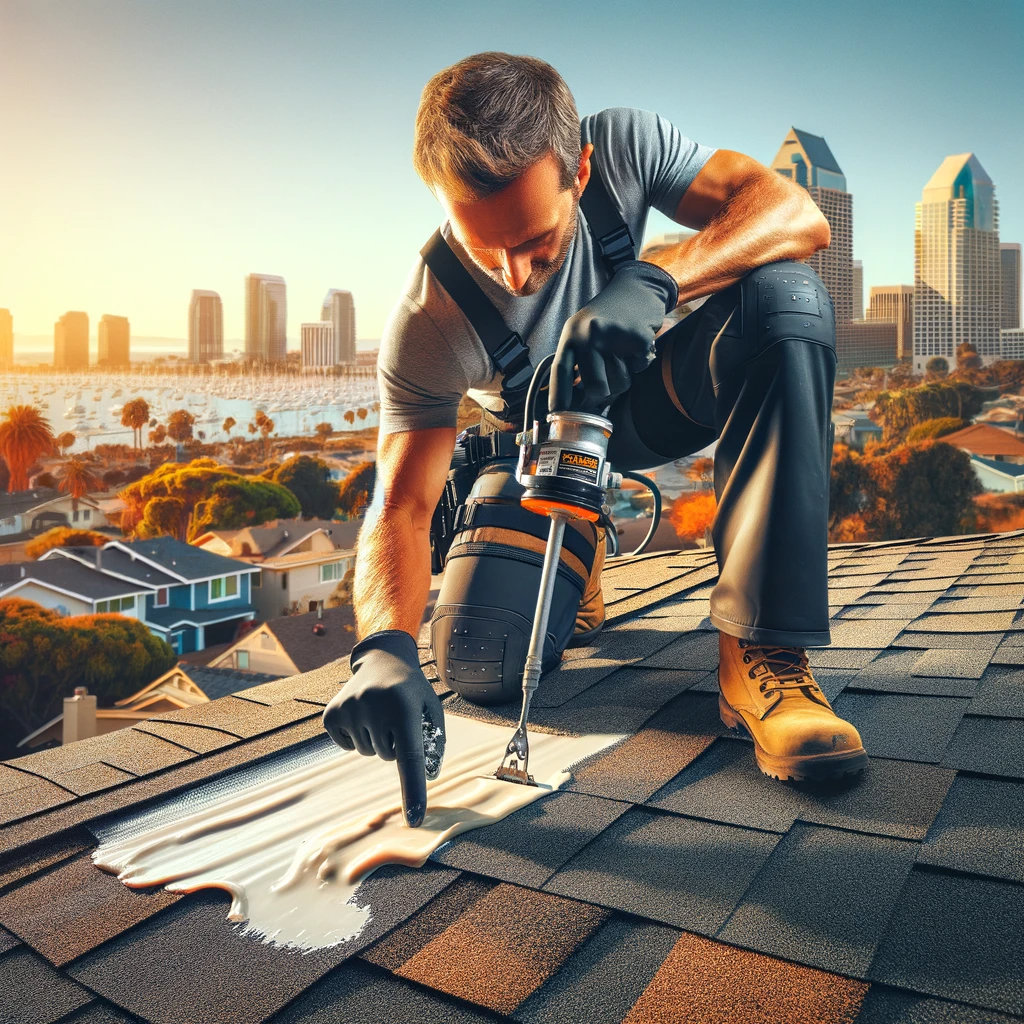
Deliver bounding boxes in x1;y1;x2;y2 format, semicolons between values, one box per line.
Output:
575;143;594;194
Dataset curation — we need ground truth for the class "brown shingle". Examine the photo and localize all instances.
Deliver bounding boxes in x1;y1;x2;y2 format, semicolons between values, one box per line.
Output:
622;931;868;1024
396;884;608;1013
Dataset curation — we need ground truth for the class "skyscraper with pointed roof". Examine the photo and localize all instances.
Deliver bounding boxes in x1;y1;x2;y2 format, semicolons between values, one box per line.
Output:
913;153;1001;370
771;128;854;361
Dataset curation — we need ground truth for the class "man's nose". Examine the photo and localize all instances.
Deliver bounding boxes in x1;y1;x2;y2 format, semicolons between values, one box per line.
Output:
500;251;532;292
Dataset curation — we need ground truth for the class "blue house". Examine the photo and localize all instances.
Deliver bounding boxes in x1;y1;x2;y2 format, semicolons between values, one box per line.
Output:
42;536;259;655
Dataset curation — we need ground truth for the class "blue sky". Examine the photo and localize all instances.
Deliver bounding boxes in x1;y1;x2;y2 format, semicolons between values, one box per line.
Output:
1;0;1021;346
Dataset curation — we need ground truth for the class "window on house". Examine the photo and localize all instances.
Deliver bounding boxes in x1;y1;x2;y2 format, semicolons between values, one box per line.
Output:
72;509;80;522
319;559;349;583
97;596;136;614
155;588;169;607
252;571;262;589
210;575;239;601
281;572;288;590
236;650;250;669
82;509;91;521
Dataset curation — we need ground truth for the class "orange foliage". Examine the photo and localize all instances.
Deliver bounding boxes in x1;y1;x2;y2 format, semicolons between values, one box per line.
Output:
669;492;717;541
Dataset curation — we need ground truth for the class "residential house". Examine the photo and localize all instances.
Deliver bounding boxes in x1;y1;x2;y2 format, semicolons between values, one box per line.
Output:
193;518;359;620
832;408;883;450
15;662;282;751
941;422;1024;464
40;536;260;654
970;456;1024;493
23;490;126;531
209;603;357;675
0;486;58;538
0;558;151;619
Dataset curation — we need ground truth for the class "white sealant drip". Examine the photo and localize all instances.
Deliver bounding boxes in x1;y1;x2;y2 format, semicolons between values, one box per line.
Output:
92;716;622;951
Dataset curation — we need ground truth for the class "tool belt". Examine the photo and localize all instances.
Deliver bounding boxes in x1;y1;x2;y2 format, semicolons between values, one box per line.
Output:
430;456;600;705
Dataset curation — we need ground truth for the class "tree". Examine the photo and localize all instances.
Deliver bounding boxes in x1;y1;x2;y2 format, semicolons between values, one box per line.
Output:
669;492;717;543
0;598;176;760
166;409;195;444
191;478;301;534
956;342;983;372
149;424;167;445
56;431;76;456
336;461;377;519
101;468;125;488
248;410;274;460
25;527;109;559
356;407;368;421
58;456;101;511
325;566;355;608
136;496;188;540
871;380;991;441
121;398;150;451
925;356;949;379
885;362;920;390
905;417;966;442
828;443;864;538
685;457;714;489
343;409;356;426
0;405;56;492
223;416;236;439
272;455;340;519
860;440;980;539
315;422;333;450
119;458;236;540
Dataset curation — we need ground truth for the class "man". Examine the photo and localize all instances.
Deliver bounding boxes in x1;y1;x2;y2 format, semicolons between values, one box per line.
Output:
323;52;867;828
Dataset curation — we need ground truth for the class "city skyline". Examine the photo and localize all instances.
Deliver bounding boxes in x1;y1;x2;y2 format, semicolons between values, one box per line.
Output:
1;0;1021;344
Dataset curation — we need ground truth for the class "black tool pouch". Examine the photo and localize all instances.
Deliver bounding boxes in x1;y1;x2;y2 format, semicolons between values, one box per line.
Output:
430;459;597;706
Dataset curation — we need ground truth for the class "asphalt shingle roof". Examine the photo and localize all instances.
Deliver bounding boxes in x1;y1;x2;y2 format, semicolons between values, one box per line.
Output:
0;560;149;602
2;530;1024;1022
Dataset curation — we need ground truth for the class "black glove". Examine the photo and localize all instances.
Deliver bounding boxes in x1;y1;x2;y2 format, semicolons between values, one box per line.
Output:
322;630;445;828
550;260;679;414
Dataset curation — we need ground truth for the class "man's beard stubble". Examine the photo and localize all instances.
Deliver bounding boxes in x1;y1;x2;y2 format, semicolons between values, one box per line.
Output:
485;186;581;298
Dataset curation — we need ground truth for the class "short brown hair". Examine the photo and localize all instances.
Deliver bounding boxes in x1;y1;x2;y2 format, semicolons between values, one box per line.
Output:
413;52;581;202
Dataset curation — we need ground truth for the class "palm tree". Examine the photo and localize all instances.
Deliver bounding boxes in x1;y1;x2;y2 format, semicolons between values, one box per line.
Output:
121;398;151;451
223;416;236;439
0;405;56;492
59;456;101;513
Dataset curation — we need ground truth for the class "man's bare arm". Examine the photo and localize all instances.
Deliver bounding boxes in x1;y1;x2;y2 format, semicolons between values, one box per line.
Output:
353;426;456;639
644;149;831;307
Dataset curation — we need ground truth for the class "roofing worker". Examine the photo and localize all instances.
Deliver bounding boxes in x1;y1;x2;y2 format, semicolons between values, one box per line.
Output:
323;52;868;827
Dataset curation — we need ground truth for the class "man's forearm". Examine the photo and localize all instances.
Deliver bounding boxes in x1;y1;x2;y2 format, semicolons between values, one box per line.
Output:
353;500;432;639
646;177;829;307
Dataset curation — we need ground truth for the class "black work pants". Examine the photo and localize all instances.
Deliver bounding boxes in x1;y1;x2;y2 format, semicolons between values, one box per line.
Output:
606;260;837;647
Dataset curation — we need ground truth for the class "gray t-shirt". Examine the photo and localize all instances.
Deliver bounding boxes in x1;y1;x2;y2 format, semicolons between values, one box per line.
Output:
378;106;716;435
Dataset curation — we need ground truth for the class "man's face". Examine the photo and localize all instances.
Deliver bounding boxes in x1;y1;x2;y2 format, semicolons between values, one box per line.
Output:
439;146;592;297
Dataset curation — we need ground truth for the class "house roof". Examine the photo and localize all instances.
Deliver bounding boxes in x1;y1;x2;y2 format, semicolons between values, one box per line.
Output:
179;665;284;702
260;605;358;673
943;422;1024;457
111;537;259;583
972;456;1024;479
145;605;257;631
196;518;361;560
0;488;59;519
2;532;1024;1021
46;546;179;588
0;559;150;602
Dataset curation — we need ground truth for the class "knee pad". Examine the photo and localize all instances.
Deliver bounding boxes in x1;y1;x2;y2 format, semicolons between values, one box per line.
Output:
749;261;835;355
430;461;596;705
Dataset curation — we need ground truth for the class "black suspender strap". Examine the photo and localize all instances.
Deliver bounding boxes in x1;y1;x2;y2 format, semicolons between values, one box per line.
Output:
420;230;535;399
579;156;637;274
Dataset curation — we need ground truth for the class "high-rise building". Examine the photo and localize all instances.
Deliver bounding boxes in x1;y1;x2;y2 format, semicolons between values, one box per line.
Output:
0;309;12;367
913;153;1001;371
852;260;864;319
189;290;224;363
770;126;851;364
867;285;915;362
321;289;357;365
54;311;89;370
1001;243;1021;330
245;274;287;363
97;314;130;367
301;322;335;372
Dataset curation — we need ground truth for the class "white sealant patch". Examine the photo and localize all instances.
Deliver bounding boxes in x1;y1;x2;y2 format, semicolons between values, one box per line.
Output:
92;716;622;952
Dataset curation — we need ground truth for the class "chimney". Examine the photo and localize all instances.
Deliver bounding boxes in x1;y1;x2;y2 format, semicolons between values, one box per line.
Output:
96;546;102;571
63;686;97;744
20;565;25;578
317;600;323;620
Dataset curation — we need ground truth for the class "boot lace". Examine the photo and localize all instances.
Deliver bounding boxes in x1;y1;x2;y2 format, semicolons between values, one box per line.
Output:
737;642;829;705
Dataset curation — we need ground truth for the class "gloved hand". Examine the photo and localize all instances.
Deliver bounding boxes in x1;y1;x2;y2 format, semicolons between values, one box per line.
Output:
550;260;679;413
322;629;445;828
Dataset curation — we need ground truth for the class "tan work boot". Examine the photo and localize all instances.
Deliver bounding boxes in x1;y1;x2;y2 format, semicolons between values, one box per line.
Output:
718;632;868;782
